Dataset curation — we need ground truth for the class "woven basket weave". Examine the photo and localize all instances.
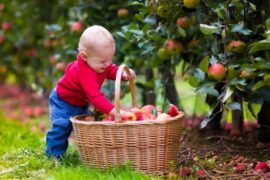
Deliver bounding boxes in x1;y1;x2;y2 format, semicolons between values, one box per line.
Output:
70;64;184;175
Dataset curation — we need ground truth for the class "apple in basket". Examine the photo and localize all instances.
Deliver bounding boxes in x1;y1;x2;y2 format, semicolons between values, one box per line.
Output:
121;112;137;121
141;104;156;114
141;113;156;120
157;113;171;121
129;107;143;120
167;104;179;117
84;116;94;121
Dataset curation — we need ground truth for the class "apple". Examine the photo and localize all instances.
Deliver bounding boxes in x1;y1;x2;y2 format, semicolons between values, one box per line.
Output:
178;167;191;177
167;104;179;117
208;63;226;81
255;162;269;173
157;113;171;121
157;48;171;60
183;0;200;9
226;40;246;53
117;8;129;17
141;104;156;114
23;107;33;117
234;163;246;173
142;113;156;120
2;21;11;31
176;17;189;28
26;48;38;58
71;21;84;32
164;39;183;54
56;62;66;71
33;106;44;116
0;34;5;44
157;5;169;17
239;70;254;79
196;169;206;178
129;107;143;120
121;112;137;121
84;116;94;121
103;115;114;121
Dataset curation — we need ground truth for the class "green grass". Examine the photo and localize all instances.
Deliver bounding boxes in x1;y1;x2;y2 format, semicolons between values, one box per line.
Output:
0;112;161;179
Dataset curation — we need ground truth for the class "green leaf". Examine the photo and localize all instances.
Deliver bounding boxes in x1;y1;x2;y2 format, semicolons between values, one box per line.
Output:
197;86;219;97
252;80;269;91
227;102;241;110
200;24;221;35
215;8;226;20
175;26;186;38
188;76;200;87
199;56;210;73
231;24;251;35
249;40;270;53
162;99;170;113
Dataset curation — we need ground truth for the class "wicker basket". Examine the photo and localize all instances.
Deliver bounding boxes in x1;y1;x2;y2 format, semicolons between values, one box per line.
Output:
70;64;184;175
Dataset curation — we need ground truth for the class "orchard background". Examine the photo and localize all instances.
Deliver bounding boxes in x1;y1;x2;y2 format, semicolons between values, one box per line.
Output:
1;0;270;179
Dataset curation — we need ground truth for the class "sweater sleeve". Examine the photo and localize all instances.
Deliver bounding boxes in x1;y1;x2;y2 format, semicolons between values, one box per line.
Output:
105;64;119;80
79;75;115;114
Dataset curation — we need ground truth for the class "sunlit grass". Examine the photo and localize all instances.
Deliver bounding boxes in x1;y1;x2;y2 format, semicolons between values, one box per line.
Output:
0;113;161;179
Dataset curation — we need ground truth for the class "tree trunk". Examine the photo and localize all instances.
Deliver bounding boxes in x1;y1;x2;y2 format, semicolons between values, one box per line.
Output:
257;101;270;142
141;68;156;105
200;82;225;131
231;93;244;136
160;67;179;108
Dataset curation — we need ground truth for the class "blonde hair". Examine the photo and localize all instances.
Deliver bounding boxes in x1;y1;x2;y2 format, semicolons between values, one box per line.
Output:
78;25;115;54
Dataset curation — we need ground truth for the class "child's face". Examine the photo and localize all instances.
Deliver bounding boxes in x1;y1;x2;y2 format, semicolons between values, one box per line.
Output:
84;46;115;73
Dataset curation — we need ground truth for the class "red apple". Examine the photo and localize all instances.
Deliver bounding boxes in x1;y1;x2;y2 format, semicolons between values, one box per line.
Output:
226;40;246;53
141;104;156;114
23;107;33;117
176;17;189;28
196;169;206;178
117;8;129;17
56;62;66;71
255;162;269;173
234;163;246;173
121;112;137;121
33;106;44;116
129;107;143;120
164;39;183;54
167;104;179;117
26;48;38;58
208;63;226;81
2;21;11;31
71;21;84;32
178;166;191;177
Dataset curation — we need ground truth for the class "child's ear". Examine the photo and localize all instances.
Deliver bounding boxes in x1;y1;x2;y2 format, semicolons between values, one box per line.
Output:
79;51;88;61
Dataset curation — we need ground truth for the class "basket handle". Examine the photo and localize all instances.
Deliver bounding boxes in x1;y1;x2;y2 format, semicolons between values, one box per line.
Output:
114;64;137;122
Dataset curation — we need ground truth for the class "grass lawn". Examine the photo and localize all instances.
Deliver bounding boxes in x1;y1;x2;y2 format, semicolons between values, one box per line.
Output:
0;112;161;179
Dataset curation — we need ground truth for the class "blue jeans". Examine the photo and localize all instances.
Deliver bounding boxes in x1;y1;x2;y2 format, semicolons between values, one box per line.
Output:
45;89;89;158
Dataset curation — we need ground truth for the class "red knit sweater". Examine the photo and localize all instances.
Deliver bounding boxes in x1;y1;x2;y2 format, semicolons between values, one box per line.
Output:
56;55;118;114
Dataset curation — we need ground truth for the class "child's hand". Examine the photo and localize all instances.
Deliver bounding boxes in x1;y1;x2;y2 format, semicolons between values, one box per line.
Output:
122;69;136;81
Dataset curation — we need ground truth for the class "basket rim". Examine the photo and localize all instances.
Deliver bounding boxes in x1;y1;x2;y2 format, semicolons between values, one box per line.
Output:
70;111;184;126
